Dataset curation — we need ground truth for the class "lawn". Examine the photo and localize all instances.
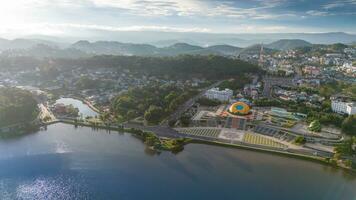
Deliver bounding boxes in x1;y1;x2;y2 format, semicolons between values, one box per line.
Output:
176;128;221;138
243;133;287;149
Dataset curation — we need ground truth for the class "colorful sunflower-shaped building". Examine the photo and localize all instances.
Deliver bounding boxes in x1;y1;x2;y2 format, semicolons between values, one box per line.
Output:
228;101;251;115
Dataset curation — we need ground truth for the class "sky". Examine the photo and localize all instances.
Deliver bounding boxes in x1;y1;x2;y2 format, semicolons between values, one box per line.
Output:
0;0;356;38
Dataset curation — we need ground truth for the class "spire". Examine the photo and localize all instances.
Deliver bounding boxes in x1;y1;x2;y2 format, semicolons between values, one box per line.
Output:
258;43;264;67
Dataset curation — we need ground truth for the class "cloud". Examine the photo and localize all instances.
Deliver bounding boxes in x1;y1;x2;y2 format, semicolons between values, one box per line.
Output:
323;0;356;9
58;23;211;32
87;0;294;19
323;2;345;9
231;24;289;33
306;10;330;16
0;0;355;37
0;22;296;37
0;23;212;37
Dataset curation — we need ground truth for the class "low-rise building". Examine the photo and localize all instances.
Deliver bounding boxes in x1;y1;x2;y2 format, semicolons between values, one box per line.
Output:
205;88;233;101
331;98;356;115
303;66;321;77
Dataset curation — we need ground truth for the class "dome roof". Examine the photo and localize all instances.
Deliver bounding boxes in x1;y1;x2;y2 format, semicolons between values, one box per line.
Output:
229;102;250;115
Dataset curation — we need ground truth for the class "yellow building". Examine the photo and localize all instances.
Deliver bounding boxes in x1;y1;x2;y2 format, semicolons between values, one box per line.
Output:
229;102;250;115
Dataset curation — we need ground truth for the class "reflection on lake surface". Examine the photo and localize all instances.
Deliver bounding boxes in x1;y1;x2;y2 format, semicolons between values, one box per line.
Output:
55;98;98;118
0;123;355;200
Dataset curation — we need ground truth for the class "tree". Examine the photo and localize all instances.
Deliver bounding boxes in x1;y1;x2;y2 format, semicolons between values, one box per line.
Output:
218;76;251;91
180;114;191;127
342;115;356;135
144;106;164;124
54;54;261;79
308;120;321;132
294;136;306;145
127;110;138;120
168;120;177;127
75;76;97;89
197;97;221;106
344;160;353;168
0;88;38;127
253;98;280;107
65;104;79;117
334;139;355;156
164;92;178;104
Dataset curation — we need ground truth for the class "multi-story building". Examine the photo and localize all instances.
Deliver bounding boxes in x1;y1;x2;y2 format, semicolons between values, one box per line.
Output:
331;98;356;115
346;103;356;115
205;88;233;102
303;66;321;77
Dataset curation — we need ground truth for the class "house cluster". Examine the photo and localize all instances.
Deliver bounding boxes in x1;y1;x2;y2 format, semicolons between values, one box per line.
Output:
321;53;345;65
263;57;296;76
338;61;356;78
295;78;321;87
273;86;324;104
252;45;355;82
243;82;262;100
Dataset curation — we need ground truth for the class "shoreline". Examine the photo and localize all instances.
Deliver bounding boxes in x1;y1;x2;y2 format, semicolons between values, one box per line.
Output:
59;96;101;114
41;120;356;173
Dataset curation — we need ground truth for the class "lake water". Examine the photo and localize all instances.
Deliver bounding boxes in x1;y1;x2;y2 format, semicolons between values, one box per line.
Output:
0;123;355;200
55;98;98;118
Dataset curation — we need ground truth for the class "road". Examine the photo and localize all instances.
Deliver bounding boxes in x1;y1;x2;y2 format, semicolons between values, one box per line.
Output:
163;80;223;125
262;76;295;99
38;103;56;122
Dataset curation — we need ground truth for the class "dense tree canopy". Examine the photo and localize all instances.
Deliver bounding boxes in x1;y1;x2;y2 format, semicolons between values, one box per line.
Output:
218;76;251;92
342;115;356;135
111;84;197;124
144;106;164;124
0;88;38;127
54;55;261;79
334;137;356;156
197;97;221;106
319;81;356;100
75;76;98;89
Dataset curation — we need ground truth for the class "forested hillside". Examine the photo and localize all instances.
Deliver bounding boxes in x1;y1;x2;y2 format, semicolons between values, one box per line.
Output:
0;88;38;127
55;55;261;79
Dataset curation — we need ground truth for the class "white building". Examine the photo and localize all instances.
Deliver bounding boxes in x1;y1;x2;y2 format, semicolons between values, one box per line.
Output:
331;100;356;115
205;88;233;102
344;48;356;54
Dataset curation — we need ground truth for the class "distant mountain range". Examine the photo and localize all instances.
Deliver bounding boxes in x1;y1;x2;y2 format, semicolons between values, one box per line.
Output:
0;38;66;51
5;31;356;48
70;41;245;57
0;36;352;58
1;44;87;59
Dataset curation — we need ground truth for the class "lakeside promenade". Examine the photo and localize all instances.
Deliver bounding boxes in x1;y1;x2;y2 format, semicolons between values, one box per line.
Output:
34;98;353;173
45;119;337;164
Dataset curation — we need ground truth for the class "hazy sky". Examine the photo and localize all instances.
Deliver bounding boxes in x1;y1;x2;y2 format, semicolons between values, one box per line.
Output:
1;0;356;38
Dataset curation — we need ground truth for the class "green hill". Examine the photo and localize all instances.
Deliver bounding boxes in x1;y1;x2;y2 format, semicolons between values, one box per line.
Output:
0;88;38;127
267;39;312;50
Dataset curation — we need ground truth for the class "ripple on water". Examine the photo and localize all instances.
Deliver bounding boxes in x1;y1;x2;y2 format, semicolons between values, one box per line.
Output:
15;175;89;200
54;141;72;154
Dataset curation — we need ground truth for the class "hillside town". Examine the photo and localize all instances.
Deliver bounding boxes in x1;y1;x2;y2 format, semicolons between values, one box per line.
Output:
0;41;355;171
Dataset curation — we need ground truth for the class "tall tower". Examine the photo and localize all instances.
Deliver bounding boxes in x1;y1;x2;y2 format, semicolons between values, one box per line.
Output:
258;44;264;67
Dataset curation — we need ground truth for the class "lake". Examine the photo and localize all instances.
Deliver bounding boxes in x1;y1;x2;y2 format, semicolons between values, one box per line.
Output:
0;123;355;200
55;98;98;118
